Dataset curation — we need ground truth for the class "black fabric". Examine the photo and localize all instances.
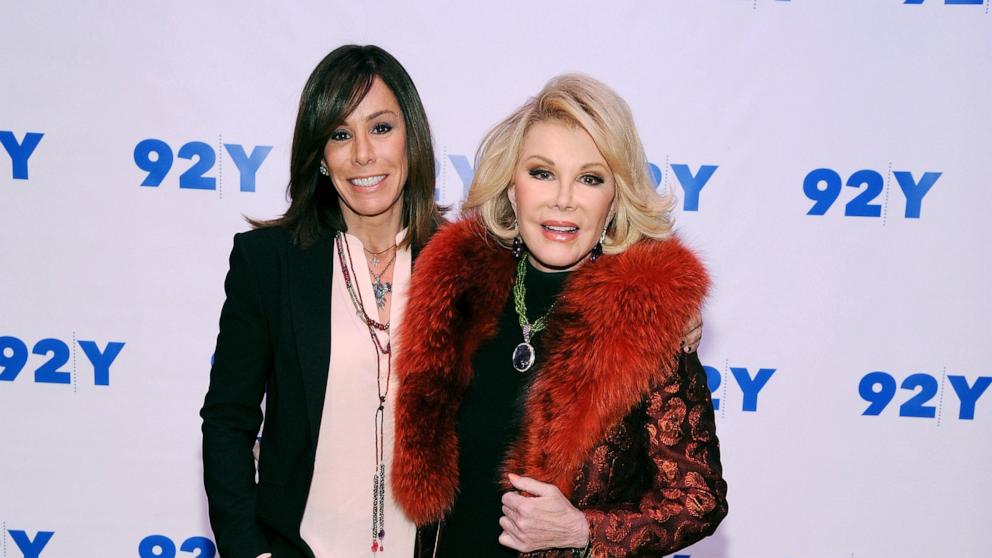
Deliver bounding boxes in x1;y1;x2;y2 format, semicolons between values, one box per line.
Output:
201;226;335;558
436;260;569;557
202;224;436;558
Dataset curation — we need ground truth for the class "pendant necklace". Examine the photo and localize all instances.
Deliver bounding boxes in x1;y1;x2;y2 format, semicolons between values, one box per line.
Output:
368;250;396;310
511;257;556;373
335;232;391;552
364;243;396;267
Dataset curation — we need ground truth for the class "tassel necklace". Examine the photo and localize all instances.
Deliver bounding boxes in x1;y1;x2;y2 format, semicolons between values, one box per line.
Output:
511;257;556;373
335;232;391;553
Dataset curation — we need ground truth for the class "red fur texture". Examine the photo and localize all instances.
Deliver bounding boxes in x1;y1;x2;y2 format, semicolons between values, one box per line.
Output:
391;218;709;526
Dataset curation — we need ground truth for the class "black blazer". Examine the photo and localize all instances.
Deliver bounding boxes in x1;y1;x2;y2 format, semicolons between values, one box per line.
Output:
201;226;339;558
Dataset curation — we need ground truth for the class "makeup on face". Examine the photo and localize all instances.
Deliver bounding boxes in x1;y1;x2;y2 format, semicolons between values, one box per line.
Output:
323;77;409;229
508;121;615;272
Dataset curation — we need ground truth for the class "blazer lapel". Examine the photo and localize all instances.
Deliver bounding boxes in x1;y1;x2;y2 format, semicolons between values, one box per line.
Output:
287;230;335;443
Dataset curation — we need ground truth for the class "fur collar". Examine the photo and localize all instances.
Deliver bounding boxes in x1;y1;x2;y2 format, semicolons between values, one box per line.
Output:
392;218;708;525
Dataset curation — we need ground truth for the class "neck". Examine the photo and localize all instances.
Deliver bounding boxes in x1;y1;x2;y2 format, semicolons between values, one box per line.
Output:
341;203;404;252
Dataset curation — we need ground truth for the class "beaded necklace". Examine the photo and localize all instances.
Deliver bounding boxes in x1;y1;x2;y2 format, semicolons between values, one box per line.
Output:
511;257;556;373
334;232;391;553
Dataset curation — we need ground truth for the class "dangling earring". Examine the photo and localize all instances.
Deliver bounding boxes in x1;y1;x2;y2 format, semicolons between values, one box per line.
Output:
319;163;329;176
590;223;608;262
511;219;524;261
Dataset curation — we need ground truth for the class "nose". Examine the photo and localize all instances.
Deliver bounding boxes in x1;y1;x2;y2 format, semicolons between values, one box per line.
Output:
352;133;376;166
553;178;575;210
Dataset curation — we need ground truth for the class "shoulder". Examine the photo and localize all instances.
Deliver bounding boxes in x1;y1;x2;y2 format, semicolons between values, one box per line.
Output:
616;236;708;287
414;217;502;275
232;225;293;254
565;235;709;323
225;226;296;284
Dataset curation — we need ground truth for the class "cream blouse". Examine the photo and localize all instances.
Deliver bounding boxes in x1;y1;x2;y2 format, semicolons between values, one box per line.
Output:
297;230;416;557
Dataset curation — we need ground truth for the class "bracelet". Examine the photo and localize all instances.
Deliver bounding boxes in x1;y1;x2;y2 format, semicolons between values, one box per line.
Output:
571;543;591;558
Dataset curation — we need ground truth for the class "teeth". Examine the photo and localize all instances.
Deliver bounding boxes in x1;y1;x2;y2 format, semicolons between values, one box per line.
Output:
544;225;578;232
351;175;386;187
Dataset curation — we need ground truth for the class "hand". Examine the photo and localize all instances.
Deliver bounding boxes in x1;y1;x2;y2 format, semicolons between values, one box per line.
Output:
499;473;589;552
680;311;703;353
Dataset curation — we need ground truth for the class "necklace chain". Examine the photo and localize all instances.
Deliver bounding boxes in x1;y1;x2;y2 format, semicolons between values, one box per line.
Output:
335;232;391;552
513;257;554;342
364;243;396;267
368;251;397;282
510;256;557;373
368;251;396;309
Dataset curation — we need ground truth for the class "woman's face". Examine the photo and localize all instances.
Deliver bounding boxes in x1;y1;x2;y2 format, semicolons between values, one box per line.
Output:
508;121;616;272
323;77;408;228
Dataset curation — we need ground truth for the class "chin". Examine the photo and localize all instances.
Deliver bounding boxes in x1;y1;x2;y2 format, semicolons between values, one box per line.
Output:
528;247;591;272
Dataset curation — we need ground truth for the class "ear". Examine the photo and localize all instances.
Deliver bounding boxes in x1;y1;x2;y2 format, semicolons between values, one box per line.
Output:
507;183;518;212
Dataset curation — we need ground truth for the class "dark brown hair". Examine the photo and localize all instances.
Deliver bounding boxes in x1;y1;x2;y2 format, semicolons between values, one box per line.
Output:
253;44;442;249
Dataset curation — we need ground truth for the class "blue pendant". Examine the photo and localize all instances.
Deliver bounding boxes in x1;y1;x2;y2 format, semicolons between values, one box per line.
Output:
512;342;535;372
372;278;392;309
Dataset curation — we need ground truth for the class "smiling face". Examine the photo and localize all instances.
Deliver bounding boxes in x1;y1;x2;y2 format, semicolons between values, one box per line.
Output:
323;77;408;230
508;121;616;272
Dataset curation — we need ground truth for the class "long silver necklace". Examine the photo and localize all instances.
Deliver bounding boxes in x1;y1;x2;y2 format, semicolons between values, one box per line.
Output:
511;257;556;373
335;232;390;553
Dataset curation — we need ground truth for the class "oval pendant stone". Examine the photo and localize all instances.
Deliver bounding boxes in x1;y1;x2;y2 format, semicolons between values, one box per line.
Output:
512;342;536;372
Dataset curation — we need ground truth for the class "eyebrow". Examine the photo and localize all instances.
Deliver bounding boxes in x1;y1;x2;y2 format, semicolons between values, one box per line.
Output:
523;155;608;172
365;109;399;121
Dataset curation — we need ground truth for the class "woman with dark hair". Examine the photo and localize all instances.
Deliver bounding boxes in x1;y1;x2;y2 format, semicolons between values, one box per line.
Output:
392;74;727;557
200;44;443;558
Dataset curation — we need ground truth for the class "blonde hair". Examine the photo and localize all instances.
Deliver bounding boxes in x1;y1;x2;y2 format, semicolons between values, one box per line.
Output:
461;73;675;254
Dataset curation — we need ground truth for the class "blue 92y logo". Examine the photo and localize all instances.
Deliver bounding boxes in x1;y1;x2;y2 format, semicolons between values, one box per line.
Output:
134;139;272;192
0;335;124;386
4;528;54;558
0;131;44;180
704;365;776;412
803;167;940;219
446;153;718;212
139;535;216;558
860;371;991;420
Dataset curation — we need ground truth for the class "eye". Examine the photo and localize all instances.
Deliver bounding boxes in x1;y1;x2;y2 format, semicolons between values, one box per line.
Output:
372;122;393;135
330;129;351;142
579;174;605;186
528;168;554;181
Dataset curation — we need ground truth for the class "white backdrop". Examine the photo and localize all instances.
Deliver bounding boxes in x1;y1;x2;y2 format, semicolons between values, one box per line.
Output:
1;1;990;557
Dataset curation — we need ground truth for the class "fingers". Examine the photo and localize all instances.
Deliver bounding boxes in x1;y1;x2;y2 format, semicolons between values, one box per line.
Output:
687;311;702;330
498;528;526;552
499;514;519;533
681;312;703;353
508;473;559;497
502;490;527;510
499;511;528;551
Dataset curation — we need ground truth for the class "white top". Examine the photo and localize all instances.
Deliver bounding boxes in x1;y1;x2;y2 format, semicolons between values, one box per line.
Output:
298;230;417;557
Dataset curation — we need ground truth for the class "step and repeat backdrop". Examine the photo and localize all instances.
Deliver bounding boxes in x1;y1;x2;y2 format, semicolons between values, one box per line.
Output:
1;1;989;557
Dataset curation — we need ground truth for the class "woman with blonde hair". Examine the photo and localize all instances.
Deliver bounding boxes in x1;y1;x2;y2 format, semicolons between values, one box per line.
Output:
392;74;728;557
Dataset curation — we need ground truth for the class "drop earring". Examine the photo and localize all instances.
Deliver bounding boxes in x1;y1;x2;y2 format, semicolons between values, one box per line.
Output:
511;219;524;261
590;223;608;262
319;163;329;176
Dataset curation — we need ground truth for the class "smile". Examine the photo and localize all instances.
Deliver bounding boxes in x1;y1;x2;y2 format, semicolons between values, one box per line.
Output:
349;175;387;187
542;224;578;233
